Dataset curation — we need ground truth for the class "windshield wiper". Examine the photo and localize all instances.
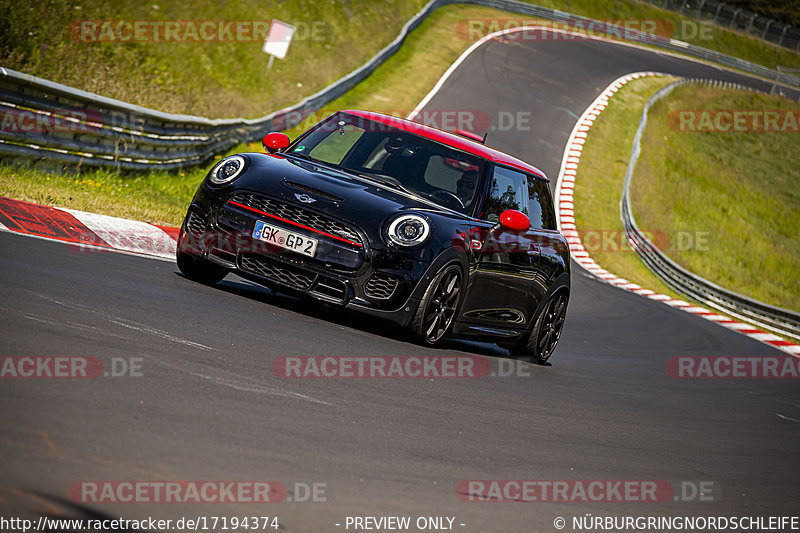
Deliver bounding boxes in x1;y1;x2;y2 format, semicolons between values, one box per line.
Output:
284;151;317;164
356;172;415;195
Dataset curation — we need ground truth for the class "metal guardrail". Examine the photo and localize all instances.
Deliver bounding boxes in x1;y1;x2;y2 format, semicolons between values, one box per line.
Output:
645;0;800;52
2;0;800;172
0;0;448;172
771;66;800;95
620;78;800;341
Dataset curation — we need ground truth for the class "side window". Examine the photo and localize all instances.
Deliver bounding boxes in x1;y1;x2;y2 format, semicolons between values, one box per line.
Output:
527;177;556;230
484;166;529;223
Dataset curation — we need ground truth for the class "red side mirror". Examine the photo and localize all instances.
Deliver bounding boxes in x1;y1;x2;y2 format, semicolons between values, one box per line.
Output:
499;209;530;232
262;132;290;154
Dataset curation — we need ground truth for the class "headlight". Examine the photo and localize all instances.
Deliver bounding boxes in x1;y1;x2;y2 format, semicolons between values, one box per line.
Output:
386;214;431;247
208;155;246;185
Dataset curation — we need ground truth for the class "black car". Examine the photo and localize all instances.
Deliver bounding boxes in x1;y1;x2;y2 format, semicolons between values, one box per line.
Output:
177;110;570;362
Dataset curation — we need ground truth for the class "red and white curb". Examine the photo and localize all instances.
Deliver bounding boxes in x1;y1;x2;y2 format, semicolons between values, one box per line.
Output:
554;72;800;357
0;196;178;260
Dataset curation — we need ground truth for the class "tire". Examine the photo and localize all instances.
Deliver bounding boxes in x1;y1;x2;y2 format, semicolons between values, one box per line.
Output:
176;227;227;285
511;292;568;363
409;264;463;345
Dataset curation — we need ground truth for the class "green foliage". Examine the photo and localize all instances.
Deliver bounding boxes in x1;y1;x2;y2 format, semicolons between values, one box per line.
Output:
0;0;428;118
633;85;800;311
577;76;800;315
724;0;800;27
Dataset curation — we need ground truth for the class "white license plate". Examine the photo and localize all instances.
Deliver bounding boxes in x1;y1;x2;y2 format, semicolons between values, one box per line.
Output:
252;220;318;258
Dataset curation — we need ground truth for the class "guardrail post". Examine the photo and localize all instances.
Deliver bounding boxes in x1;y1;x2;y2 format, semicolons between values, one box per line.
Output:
746;13;756;33
729;8;742;28
776;24;787;45
697;0;708;18
712;3;725;23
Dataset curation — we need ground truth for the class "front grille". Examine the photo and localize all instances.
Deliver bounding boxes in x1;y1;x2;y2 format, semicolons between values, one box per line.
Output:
240;254;315;290
240;254;349;303
364;274;399;300
228;193;362;246
185;210;206;238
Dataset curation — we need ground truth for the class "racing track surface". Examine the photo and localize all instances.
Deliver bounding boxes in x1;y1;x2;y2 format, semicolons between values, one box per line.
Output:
2;34;800;531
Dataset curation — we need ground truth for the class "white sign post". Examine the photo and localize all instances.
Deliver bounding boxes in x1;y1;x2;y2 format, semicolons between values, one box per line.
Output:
263;19;296;73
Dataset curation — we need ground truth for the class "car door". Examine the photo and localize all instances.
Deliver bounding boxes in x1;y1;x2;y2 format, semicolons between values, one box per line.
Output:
526;174;569;288
457;165;551;331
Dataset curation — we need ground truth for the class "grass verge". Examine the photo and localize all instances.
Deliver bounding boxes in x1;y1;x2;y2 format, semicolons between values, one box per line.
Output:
0;166;198;226
632;85;800;312
575;74;800;320
0;0;429;118
573;75;681;298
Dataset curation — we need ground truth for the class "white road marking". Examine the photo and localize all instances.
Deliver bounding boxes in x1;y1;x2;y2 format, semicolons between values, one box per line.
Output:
147;357;331;405
107;318;213;351
21;291;329;404
29;291;212;351
23;313;127;341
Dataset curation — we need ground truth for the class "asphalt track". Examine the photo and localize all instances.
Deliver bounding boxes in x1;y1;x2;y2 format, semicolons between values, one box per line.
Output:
2;33;800;531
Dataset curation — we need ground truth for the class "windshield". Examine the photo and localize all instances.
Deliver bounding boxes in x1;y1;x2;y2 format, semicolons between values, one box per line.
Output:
288;113;485;214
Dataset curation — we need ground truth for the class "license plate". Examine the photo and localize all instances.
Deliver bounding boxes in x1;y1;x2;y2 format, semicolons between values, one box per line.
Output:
252;220;318;258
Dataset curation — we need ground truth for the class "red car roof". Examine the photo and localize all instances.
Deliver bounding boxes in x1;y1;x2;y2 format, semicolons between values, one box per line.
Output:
343;110;547;180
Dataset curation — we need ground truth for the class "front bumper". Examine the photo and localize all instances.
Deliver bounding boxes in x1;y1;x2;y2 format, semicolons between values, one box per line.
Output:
179;194;434;326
